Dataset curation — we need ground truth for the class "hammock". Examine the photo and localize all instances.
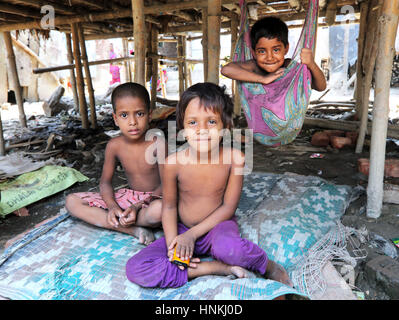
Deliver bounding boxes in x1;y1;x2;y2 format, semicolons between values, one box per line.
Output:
233;0;319;146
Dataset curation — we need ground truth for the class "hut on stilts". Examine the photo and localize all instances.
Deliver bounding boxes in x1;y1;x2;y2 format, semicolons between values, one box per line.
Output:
0;0;398;222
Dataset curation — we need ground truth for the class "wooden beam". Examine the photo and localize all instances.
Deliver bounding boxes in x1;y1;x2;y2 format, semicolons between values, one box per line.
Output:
207;0;221;84
33;56;135;74
0;0;240;32
71;23;89;129
132;0;146;86
366;0;399;219
78;24;97;129
3;31;26;128
177;35;185;96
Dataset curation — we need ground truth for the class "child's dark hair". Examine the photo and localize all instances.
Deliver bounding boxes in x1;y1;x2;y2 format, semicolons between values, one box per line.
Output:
250;17;289;50
111;82;150;112
176;82;233;130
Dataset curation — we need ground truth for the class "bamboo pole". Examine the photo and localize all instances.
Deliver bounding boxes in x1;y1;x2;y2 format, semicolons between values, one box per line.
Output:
177;35;185;96
78;23;97;129
145;23;152;84
354;1;369;116
183;36;189;90
366;0;399;219
66;33;79;112
132;0;146;86
202;8;209;82
0;33;7;105
159;63;166;98
207;0;221;84
230;12;240;117
355;0;383;154
122;38;131;82
0;110;5;156
325;0;338;26
3;31;26;128
150;27;159;110
71;23;89;129
33;56;135;74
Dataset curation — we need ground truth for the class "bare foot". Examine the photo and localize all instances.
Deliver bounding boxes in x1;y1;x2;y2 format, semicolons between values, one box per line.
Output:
265;260;294;287
230;266;252;279
131;226;155;245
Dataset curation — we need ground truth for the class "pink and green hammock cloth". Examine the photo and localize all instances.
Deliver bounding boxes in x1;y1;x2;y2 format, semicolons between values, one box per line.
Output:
233;0;319;146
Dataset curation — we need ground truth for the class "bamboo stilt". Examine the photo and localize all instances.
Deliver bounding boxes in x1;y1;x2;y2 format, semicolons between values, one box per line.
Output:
355;0;383;153
177;35;185;96
354;1;369;116
367;0;399;219
0;33;7;105
77;23;97;129
207;0;221;84
0;110;5;156
230;12;240;117
3;31;26;128
66;33;79;112
202;8;209;82
150;26;159;110
132;0;146;86
71;23;89;129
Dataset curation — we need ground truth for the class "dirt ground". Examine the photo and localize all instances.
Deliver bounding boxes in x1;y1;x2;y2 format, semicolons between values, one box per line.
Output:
1;103;399;300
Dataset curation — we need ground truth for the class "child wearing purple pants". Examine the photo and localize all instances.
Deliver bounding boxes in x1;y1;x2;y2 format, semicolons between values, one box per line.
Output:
126;83;293;289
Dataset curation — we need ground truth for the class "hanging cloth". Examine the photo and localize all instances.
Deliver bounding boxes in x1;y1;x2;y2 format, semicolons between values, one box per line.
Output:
233;0;319;146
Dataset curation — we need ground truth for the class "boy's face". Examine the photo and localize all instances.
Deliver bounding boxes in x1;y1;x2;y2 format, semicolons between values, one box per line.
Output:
253;37;289;74
112;96;150;141
183;97;224;154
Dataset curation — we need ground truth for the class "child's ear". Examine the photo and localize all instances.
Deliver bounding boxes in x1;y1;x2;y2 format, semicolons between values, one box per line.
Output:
284;43;290;55
112;113;119;127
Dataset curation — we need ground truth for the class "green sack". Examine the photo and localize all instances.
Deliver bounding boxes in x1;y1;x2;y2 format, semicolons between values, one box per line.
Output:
0;165;89;217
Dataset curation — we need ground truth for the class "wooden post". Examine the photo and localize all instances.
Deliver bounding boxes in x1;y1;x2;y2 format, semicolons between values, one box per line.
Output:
150;26;159;110
66;33;79;112
0;32;7;105
355;0;382;153
230;12;241;117
202;8;209;82
77;23;97;129
71;23;89;129
207;0;221;84
354;1;369;117
122;38;131;82
325;0;338;26
366;0;399;219
132;0;146;86
159;63;166;98
0;110;5;156
183;35;189;90
3;31;26;128
145;23;152;84
177;35;185;96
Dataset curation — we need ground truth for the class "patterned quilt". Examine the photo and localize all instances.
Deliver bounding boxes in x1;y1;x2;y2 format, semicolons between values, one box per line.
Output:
0;172;356;300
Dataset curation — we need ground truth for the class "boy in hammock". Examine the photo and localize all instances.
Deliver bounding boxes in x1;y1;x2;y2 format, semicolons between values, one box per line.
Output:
221;16;326;91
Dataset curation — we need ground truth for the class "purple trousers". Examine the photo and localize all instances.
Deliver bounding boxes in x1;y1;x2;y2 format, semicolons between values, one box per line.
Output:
126;218;268;288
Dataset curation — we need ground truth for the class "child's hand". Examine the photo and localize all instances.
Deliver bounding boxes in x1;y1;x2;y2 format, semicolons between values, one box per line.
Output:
168;231;196;262
260;68;285;85
119;205;137;227
107;206;123;228
300;48;316;67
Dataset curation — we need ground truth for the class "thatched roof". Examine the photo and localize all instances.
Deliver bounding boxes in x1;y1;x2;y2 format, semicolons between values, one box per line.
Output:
0;0;360;39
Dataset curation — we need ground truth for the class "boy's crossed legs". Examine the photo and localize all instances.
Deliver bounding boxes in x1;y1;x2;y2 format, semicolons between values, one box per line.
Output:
65;188;162;245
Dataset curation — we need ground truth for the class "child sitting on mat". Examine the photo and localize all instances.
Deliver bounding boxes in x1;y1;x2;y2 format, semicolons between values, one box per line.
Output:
65;82;166;245
125;82;293;288
221;16;326;91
